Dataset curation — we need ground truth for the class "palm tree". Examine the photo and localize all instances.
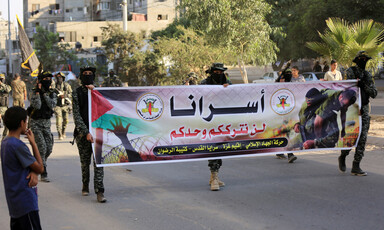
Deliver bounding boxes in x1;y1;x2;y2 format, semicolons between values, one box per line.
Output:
306;18;384;71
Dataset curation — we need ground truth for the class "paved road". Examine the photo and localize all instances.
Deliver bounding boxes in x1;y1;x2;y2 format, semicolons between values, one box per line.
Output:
0;114;384;230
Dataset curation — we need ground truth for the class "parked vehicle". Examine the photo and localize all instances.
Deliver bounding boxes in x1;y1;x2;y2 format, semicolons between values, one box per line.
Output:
301;72;325;81
253;71;279;83
374;67;384;79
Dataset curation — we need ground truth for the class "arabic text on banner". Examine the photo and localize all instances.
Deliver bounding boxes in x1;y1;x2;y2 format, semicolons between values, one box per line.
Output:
89;81;361;166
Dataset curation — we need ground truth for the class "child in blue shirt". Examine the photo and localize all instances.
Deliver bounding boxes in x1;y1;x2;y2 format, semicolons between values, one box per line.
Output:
1;106;44;230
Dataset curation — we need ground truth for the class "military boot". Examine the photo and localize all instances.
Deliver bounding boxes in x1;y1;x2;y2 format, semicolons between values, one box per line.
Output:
338;155;346;172
351;161;367;176
97;192;107;203
82;184;89;196
62;128;66;139
58;131;63;140
209;171;225;187
287;153;297;163
210;172;220;191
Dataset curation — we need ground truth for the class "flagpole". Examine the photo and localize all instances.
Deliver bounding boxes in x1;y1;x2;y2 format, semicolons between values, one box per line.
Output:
7;0;12;77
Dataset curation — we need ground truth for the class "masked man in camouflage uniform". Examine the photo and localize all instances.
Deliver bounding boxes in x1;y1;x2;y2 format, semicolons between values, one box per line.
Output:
200;63;231;191
53;72;72;140
102;70;123;87
0;73;11;139
73;66;106;203
29;71;57;182
338;51;377;176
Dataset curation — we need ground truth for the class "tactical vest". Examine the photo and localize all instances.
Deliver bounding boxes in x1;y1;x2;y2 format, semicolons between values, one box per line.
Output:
31;91;55;119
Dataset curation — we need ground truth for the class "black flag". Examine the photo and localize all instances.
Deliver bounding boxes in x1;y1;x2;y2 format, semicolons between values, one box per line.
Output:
17;15;41;76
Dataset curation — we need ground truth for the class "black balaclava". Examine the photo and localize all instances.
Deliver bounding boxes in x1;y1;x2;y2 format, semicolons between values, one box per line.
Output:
41;79;52;91
355;58;368;70
80;66;96;86
38;71;53;91
211;72;225;83
353;51;372;70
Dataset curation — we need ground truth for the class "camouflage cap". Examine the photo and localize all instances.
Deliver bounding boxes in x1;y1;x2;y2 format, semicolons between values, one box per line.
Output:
353;51;372;63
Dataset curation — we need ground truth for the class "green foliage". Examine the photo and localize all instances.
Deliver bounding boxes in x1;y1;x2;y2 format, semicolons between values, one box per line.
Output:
154;26;232;84
179;0;278;82
33;26;77;71
306;18;384;70
266;0;384;61
181;0;278;65
101;24;166;86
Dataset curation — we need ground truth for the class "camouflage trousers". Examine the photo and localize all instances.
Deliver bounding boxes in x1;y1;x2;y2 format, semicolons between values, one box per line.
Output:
54;106;69;137
208;159;222;172
30;118;53;167
341;104;371;162
0;106;8;139
76;135;104;193
12;96;25;108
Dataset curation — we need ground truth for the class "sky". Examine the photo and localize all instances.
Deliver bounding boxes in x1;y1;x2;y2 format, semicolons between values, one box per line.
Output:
0;0;23;24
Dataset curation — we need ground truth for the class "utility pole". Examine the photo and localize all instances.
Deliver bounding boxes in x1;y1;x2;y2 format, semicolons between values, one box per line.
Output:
122;0;128;32
7;0;12;76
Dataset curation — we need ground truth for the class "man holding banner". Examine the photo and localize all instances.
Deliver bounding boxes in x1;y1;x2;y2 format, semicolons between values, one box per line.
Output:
73;66;107;203
200;63;231;191
339;51;377;176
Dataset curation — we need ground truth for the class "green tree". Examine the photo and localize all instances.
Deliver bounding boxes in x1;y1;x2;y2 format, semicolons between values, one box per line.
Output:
180;0;278;83
102;24;166;86
306;18;384;70
33;26;77;71
154;26;231;84
267;0;384;61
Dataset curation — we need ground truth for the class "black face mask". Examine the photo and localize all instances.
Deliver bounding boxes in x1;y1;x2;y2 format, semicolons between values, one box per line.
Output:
41;80;52;90
355;58;367;70
81;74;94;86
109;73;114;78
211;73;225;82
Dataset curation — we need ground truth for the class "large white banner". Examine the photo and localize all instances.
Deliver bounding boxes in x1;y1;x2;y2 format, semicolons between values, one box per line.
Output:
89;81;361;166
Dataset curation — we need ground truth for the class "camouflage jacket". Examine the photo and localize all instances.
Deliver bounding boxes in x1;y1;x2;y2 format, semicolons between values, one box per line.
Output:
346;66;377;105
30;89;57;111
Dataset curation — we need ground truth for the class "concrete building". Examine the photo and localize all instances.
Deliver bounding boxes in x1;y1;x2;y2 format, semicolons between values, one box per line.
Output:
24;0;179;48
0;19;21;75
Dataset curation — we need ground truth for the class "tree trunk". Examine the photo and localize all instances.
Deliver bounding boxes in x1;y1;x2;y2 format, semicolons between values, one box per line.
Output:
238;58;248;84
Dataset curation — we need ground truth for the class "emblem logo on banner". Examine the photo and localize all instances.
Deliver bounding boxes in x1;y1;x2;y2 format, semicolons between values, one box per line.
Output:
270;89;295;115
136;93;164;121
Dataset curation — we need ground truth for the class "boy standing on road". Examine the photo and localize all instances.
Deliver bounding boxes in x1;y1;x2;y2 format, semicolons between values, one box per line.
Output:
1;106;44;230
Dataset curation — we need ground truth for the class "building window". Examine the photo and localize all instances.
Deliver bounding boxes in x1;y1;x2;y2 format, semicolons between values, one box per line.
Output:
157;14;168;20
34;22;40;27
94;36;98;42
49;4;60;10
65;31;77;42
32;4;40;11
97;2;110;11
66;8;73;13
